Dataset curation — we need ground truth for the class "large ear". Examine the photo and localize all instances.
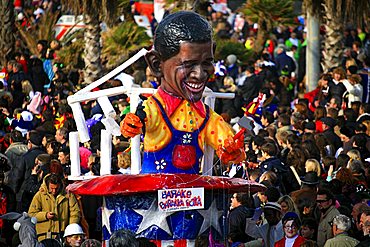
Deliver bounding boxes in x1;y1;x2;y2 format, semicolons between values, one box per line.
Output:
145;50;163;79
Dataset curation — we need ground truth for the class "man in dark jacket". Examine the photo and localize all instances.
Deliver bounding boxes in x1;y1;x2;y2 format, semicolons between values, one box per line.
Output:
5;130;28;191
275;44;296;77
321;117;342;151
12;130;46;212
239;66;263;105
228;192;253;245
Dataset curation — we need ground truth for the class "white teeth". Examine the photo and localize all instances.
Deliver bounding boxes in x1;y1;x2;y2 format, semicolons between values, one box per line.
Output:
188;83;202;89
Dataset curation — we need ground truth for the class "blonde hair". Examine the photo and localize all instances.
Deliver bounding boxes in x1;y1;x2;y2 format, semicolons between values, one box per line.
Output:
363;120;370;136
278;195;300;215
305;159;321;176
117;152;131;169
347;149;361;161
21;80;34;95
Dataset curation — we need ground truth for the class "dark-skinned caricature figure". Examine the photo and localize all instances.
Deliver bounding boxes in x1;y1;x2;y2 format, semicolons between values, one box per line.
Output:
120;11;246;174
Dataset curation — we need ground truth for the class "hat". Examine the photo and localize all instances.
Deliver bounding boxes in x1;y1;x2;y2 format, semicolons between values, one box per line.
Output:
321;117;336;128
28;131;43;146
263;202;281;212
301;171;320;185
17;12;24;21
21;111;33;122
37;154;51;165
226;54;237;65
33;7;44;16
340;126;354;138
282;212;301;227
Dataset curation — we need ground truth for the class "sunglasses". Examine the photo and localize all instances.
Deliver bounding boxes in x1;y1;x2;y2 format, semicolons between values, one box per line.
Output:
316;199;329;203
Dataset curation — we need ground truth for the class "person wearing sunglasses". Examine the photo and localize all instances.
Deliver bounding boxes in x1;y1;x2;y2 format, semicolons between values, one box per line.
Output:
323;214;359;247
316;188;340;247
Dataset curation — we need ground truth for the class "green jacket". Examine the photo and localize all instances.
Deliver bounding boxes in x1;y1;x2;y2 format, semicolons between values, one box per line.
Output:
323;233;359;247
28;175;80;241
317;206;340;247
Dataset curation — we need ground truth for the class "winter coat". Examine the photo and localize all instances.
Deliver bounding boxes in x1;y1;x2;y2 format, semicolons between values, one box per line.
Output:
342;80;363;107
323;233;359;247
228;205;253;243
28;175;80;241
274;235;306;247
317;205;340;247
275;52;296;76
5;142;28;191
13;146;46;207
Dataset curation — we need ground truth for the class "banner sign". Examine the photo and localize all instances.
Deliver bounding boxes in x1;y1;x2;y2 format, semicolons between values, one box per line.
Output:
158;187;204;212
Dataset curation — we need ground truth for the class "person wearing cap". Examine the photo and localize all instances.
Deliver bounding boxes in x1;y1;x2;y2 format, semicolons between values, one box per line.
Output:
245;202;284;247
290;172;320;209
64;223;85;247
323;214;359;247
275;212;306;247
316;188;340;247
13;130;46;212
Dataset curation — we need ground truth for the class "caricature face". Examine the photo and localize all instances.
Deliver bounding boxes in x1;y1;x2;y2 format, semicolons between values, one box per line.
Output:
160;42;214;102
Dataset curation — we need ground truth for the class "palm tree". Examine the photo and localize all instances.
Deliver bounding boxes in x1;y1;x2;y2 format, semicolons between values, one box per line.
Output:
321;0;370;71
0;0;15;67
238;0;296;55
16;11;59;56
101;21;151;70
61;0;120;84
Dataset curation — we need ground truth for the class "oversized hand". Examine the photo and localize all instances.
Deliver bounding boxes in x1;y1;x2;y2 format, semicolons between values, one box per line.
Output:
216;134;246;165
120;113;143;138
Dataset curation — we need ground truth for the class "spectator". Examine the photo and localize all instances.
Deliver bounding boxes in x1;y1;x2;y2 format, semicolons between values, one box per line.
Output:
109;229;139;247
316;188;340;247
55;127;68;149
300;217;318;241
28;173;80;241
5;130;28;189
323;214;359;247
245;202;284;247
275;211;306;247
228;192;253;245
63;223;85;247
14;130;46;212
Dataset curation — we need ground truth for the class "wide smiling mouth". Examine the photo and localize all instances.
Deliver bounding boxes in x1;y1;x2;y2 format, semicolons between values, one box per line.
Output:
184;81;205;92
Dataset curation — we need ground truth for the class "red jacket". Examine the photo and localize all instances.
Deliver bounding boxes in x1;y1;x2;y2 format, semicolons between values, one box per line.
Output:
274;235;305;247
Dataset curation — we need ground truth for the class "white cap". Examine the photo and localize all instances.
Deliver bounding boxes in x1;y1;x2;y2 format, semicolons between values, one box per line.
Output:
63;223;84;237
17;12;24;21
33;8;44;16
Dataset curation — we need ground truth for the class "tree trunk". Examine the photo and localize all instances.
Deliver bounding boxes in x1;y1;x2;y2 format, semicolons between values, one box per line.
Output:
0;0;15;67
254;17;268;55
322;1;344;72
83;9;102;84
306;10;321;92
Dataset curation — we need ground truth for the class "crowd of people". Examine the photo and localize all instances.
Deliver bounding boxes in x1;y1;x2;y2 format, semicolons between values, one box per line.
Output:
0;0;369;247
